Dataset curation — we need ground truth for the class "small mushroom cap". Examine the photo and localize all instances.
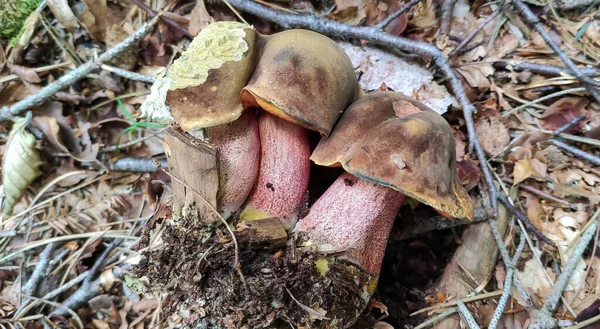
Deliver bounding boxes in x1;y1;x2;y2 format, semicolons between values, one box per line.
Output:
240;29;358;136
164;22;258;131
311;92;474;220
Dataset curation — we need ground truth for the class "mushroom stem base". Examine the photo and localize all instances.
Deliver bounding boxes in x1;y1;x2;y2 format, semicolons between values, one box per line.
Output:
295;172;406;275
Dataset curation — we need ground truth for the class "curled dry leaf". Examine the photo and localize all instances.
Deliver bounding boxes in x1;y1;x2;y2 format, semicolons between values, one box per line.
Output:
2;116;42;216
47;0;79;32
8;63;41;83
31;116;69;153
475;116;510;156
188;0;215;36
512;158;547;185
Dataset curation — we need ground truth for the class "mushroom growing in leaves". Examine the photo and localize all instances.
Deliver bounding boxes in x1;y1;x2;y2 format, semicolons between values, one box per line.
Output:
238;29;359;230
295;92;473;303
140;21;260;219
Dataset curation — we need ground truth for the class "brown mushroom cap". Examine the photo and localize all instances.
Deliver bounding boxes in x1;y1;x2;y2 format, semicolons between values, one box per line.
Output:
164;22;259;131
240;29;358;136
311;92;474;220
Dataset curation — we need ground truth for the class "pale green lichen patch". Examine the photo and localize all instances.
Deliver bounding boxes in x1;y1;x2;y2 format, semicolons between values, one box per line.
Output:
140;76;174;125
166;21;252;90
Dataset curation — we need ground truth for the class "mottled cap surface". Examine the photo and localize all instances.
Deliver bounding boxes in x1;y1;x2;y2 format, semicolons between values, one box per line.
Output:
241;29;358;136
311;92;474;220
164;21;258;131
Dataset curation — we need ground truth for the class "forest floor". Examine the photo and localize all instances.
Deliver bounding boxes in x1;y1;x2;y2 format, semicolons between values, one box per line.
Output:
1;0;600;328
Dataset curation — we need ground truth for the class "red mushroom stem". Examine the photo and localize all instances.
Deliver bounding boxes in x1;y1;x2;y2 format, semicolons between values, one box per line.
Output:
207;110;260;219
239;111;311;229
295;172;406;275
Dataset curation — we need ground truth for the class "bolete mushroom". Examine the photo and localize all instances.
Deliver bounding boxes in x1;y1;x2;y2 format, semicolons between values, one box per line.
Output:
238;29;359;229
140;21;260;219
295;91;473;280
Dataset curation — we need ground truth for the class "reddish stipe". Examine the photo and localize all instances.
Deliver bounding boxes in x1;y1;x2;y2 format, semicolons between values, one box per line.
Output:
208;110;260;219
295;172;406;275
240;112;311;228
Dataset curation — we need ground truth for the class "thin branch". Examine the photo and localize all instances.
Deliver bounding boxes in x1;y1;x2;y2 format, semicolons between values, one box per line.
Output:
502;87;586;117
376;0;421;30
512;0;600;102
439;0;454;36
456;301;480;329
492;61;598;77
449;3;507;57
497;194;556;248
552;139;600;166
544;210;599;312
227;0;498;213
414;309;458;329
21;243;55;297
51;240;122;316
130;0;192;38
488;234;526;329
100;64;157;83
109;157;168;172
502;178;578;210
488;217;533;306
0;17;160;122
553;114;587;136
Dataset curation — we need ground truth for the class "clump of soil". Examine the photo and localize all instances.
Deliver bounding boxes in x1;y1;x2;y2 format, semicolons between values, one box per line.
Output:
134;212;374;328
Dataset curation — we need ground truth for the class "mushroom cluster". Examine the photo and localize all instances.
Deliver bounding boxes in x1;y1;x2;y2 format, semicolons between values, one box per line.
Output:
140;21;473;327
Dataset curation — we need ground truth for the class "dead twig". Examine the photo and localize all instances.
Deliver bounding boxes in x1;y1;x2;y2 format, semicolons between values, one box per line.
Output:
551;139;600;166
227;0;499;214
512;0;600;102
109;157;167;172
501;178;578;211
415;309;458;329
545;210;600;312
0;16;160;122
376;0;421;30
439;0;454;36
51;240;122;316
488;234;526;329
492;61;598;77
529;209;600;329
100;64;157;83
487;217;533;306
497;194;556;248
130;0;192;38
21;243;55;297
456;301;480;329
552;114;587;136
449;2;507;57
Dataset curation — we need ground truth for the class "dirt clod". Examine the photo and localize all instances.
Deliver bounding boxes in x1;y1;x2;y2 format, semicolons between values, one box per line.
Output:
134;212;373;328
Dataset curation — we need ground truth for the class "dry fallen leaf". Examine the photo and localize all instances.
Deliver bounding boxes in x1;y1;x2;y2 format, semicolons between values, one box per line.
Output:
8;63;41;83
455;63;495;89
47;0;80;32
517;258;555;299
188;0;215;36
476;116;510;156
513;158;547;185
339;42;456;114
2;115;43;216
